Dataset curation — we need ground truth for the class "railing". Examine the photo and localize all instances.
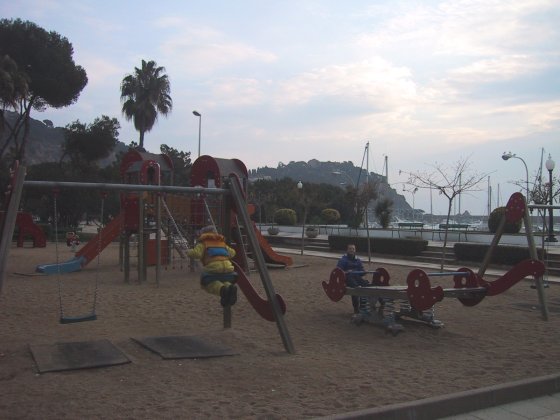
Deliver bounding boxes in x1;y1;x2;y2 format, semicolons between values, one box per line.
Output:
432;224;471;241
393;222;424;238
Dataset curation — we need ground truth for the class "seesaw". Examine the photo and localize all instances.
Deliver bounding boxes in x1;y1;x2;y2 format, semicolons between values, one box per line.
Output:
322;259;545;335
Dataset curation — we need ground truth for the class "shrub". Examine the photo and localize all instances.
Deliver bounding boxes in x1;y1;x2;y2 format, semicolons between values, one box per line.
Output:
274;208;297;226
488;207;522;233
321;208;341;224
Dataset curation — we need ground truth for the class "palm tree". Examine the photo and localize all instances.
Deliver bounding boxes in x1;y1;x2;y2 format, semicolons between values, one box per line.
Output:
120;59;172;149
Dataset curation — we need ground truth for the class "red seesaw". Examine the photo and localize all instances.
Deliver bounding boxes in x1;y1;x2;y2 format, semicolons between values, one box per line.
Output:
322;259;545;335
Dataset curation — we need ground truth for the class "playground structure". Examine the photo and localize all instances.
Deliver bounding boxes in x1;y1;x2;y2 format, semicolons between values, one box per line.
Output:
323;192;549;334
0;211;46;248
33;150;292;279
0;153;295;354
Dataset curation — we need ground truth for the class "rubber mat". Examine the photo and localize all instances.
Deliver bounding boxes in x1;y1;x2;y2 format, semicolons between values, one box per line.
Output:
29;339;130;373
131;335;237;359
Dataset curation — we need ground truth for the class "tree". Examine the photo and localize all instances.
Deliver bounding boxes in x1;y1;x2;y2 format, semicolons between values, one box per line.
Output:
0;55;28;134
401;157;489;270
120;60;172;149
160;144;191;187
374;198;393;228
61;116;120;167
0;19;88;163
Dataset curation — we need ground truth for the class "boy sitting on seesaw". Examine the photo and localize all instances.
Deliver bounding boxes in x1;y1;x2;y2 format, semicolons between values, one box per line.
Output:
187;225;238;307
337;243;370;314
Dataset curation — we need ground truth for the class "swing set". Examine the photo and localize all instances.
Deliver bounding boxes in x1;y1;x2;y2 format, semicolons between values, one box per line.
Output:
0;156;296;355
51;189;105;324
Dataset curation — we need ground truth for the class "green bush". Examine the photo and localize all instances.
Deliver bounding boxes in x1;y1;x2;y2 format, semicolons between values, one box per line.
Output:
488;206;522;233
274;208;297;226
321;208;341;224
328;235;427;256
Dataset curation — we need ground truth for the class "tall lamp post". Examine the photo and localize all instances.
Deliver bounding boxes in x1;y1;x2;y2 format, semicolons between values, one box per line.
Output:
403;186;418;221
545;154;557;242
297;181;305;255
193;110;201;157
502;151;529;202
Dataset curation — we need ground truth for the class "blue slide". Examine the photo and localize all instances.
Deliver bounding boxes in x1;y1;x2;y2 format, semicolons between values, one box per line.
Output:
36;256;86;275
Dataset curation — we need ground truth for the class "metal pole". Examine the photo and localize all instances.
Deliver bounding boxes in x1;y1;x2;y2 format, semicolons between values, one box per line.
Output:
24;181;227;195
197;115;201;157
546;168;557;242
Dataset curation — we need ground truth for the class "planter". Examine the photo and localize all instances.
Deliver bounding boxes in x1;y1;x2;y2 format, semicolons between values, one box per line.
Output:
305;229;319;238
267;227;280;236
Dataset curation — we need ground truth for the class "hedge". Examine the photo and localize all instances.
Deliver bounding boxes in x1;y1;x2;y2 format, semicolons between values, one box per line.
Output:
329;235;428;256
454;243;546;265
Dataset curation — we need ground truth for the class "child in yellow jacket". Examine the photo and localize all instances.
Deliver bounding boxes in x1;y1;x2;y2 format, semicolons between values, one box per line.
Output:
187;225;238;306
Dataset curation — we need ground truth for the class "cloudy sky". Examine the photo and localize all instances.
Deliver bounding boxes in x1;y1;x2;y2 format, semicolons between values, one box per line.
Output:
2;0;559;215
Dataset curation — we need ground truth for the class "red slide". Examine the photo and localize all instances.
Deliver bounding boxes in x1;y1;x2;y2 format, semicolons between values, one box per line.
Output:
233;261;286;321
253;223;293;266
75;212;124;266
15;212;46;247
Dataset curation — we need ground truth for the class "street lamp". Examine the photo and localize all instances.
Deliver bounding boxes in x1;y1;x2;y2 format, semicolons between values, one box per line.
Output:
403;186;418;221
502;151;529;202
297;181;305;255
193;110;201;158
545;154;557;242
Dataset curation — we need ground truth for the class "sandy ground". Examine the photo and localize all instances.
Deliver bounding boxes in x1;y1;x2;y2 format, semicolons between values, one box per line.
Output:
1;242;560;419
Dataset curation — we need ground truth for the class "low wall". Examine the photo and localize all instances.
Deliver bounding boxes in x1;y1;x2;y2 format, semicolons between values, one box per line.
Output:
258;224;550;247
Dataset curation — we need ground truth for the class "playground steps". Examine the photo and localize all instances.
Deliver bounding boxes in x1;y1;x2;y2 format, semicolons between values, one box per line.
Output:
411;245;458;266
546;258;560;277
265;234;331;253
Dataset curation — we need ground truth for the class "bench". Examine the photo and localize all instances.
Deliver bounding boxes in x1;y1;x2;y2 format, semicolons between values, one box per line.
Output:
394;222;424;238
432;224;470;241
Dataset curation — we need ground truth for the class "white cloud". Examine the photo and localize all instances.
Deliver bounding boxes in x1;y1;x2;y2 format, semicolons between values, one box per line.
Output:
157;20;277;74
445;55;547;84
274;58;417;108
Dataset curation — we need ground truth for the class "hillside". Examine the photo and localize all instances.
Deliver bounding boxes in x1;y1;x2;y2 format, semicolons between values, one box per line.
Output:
250;159;411;213
0;111;128;166
1;111;412;213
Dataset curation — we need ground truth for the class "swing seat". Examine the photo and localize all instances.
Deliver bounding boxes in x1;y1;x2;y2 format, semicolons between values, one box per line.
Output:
60;313;97;324
200;272;238;287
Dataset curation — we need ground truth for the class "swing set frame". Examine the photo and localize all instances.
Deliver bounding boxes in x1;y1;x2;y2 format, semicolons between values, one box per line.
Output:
0;169;295;355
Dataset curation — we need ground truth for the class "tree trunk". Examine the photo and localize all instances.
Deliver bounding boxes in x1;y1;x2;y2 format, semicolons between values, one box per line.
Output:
440;200;453;271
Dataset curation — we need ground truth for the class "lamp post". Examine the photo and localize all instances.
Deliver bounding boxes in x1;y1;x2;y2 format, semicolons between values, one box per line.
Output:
297;181;305;255
502;151;529;202
403;186;418;221
193;110;201;157
545;154;557;242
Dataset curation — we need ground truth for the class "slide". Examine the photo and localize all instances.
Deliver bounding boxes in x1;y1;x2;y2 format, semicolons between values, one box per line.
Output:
253;223;293;267
233;261;286;322
36;212;124;274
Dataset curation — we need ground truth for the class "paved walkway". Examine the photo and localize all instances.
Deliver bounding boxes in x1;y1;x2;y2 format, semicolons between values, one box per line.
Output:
275;241;560;420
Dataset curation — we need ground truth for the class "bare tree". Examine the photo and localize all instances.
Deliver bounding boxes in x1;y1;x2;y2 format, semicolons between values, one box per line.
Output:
401;156;489;270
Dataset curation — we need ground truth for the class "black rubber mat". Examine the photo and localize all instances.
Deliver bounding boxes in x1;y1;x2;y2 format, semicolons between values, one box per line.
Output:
29;339;130;373
131;335;237;359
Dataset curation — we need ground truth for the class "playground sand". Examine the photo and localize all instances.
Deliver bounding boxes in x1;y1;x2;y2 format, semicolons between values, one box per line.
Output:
1;243;560;419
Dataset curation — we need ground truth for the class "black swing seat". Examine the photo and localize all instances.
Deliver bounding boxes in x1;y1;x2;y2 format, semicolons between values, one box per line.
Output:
60;313;97;324
200;272;238;287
